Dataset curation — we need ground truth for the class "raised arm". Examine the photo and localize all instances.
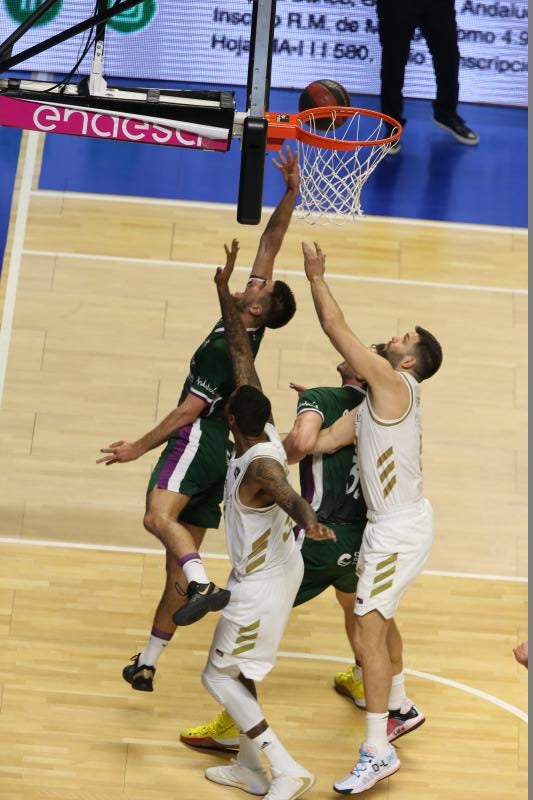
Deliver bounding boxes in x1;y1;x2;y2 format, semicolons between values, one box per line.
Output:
97;392;207;464
302;242;403;393
215;239;262;392
250;147;299;281
249;457;336;541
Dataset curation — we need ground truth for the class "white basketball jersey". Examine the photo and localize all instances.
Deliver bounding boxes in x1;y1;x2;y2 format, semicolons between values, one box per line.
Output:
224;423;299;578
355;372;423;514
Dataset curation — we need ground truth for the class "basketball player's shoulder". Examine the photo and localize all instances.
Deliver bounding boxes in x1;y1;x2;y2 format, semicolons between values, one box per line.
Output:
196;319;225;351
310;385;351;411
248;453;285;485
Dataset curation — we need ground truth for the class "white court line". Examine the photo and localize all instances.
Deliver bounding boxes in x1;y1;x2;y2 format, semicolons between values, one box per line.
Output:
1;535;527;722
277;651;528;724
0;131;39;409
31;190;528;236
0;536;224;559
22;249;528;296
424;569;528;583
0;536;527;583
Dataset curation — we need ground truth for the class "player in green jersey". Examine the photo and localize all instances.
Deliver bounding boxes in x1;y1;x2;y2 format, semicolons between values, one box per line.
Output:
97;150;298;691
287;364;368;709
180;361;369;750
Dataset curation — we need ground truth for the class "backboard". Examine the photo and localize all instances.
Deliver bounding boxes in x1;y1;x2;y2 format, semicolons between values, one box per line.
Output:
236;0;276;225
0;1;277;224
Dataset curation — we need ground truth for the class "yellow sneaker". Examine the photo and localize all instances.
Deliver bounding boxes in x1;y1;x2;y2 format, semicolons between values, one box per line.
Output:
180;709;240;750
334;668;366;709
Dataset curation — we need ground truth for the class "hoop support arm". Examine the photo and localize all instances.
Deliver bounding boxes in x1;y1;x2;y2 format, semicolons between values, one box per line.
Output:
265;111;299;150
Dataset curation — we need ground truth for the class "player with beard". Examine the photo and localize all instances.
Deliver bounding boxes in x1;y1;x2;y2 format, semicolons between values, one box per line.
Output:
302;241;442;794
97;150;298;691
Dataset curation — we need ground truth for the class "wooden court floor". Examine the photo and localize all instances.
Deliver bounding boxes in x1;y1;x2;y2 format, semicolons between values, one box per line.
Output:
0;132;527;798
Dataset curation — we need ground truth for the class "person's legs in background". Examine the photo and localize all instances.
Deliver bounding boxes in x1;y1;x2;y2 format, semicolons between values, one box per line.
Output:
420;0;479;144
376;0;418;153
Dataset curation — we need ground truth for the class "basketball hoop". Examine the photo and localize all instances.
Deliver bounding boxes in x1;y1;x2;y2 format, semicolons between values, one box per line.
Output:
265;107;402;224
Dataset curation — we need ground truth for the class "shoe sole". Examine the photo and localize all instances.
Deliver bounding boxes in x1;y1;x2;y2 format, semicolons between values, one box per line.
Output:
388;714;425;743
205;770;269;795
131;678;154;692
122;668;154;692
334;684;367;709
280;775;316;800
432;119;479;145
172;589;231;626
181;735;239;751
333;762;400;795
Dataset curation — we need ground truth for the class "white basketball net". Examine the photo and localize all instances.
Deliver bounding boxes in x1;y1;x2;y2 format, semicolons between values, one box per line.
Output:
296;110;398;225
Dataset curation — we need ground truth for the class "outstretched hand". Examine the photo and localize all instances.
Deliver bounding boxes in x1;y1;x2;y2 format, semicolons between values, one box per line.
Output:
215;238;239;291
272;145;299;193
305;522;336;542
302;241;326;281
97;440;140;465
289;382;307;396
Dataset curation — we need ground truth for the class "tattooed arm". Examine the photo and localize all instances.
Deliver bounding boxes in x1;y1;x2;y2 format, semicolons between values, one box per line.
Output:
215;239;263;392
240;457;336;541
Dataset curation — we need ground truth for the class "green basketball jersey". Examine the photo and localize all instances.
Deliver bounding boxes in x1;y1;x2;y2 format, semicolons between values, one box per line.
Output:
297;386;367;525
178;319;265;422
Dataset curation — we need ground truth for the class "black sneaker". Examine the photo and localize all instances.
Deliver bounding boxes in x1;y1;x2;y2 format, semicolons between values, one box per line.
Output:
172;581;231;626
433;114;479;145
122;653;156;692
387;700;425;743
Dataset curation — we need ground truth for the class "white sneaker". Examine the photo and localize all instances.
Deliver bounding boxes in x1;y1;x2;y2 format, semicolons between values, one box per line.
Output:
264;767;315;800
333;744;400;794
205;758;270;795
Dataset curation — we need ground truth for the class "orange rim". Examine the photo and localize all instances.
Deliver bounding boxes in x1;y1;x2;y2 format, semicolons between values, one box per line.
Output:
265;107;402;151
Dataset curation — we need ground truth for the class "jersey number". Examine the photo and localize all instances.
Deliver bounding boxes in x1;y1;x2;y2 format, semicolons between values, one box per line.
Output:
346;452;361;500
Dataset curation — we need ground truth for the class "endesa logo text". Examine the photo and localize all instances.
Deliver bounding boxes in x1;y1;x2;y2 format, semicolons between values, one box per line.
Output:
31;104;227;150
0;96;229;152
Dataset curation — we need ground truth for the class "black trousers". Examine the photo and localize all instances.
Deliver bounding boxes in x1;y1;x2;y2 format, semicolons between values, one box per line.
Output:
376;0;460;124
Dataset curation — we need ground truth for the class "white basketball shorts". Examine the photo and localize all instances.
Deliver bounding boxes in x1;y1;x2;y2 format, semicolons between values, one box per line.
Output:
208;550;304;681
355;497;434;619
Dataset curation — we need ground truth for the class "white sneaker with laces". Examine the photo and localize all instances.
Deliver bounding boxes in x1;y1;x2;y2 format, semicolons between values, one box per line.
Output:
264;766;316;800
333;744;400;794
205;758;270;795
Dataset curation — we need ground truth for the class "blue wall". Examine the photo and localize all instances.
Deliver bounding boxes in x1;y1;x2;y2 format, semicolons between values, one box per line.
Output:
37;87;527;227
0;126;22;266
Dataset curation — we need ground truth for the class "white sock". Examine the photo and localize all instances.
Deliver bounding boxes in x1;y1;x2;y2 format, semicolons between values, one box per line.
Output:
365;711;389;752
388;672;406;711
180;556;209;586
251;726;301;774
353;661;363;682
239;733;265;772
139;633;170;667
